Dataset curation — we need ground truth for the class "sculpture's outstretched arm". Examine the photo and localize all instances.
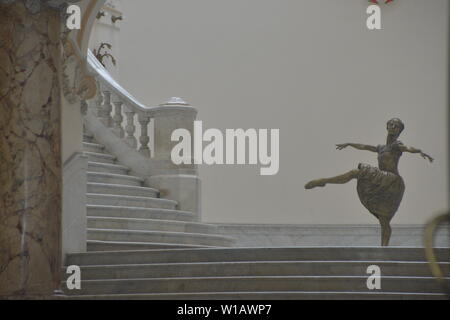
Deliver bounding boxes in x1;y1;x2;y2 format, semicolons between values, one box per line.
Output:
336;143;377;152
400;145;434;162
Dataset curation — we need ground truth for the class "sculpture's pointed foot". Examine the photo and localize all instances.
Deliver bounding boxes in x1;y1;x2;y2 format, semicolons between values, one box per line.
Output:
305;179;326;189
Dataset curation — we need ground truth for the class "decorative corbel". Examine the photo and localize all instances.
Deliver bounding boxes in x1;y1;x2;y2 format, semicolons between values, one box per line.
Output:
61;34;98;104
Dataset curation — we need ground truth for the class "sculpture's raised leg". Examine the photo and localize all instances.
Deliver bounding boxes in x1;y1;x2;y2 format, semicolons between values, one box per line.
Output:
305;169;360;189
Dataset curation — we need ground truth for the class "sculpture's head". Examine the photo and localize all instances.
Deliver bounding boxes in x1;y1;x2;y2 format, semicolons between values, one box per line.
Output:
386;118;404;136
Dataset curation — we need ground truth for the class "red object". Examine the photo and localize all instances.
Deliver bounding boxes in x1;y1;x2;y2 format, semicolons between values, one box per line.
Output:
369;0;394;3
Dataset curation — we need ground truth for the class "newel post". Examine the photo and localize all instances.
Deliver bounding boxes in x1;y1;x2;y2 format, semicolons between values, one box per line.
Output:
148;98;202;221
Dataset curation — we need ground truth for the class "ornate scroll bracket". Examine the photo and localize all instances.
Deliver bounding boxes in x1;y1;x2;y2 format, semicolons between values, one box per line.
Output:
61;34;97;104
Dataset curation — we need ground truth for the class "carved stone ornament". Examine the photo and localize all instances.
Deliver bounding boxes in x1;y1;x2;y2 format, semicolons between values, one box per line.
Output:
61;34;98;103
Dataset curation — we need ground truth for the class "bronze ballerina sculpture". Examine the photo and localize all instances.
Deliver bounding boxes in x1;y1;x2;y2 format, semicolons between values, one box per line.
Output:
305;118;433;246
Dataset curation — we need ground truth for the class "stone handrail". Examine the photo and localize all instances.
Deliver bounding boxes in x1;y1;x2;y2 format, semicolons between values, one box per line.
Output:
85;49;197;173
84;50;201;217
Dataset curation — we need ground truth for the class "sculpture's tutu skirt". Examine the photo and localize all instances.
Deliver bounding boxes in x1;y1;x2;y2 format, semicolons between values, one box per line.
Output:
356;163;405;221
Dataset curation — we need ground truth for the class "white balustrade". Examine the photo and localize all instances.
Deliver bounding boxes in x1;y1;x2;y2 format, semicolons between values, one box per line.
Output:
138;113;150;157
112;100;124;138
124;106;137;149
85;49;201;218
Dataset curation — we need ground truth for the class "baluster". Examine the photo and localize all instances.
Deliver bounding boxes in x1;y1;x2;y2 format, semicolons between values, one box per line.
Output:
101;90;113;127
93;85;104;117
124;106;137;148
138;114;150;157
80;100;88;116
112;99;124;138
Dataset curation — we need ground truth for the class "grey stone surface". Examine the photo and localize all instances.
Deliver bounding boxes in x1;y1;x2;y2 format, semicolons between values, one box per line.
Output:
216;224;450;247
84;151;116;164
66;276;449;295
82;142;105;153
87;205;197;221
88;162;129;175
86;240;217;251
67;292;447;300
62;152;88;260
64;247;450;299
63;261;450;280
148;174;201;220
87;229;235;246
87;172;143;186
87;183;158;197
86;193;177;209
67;247;450;266
87;216;218;233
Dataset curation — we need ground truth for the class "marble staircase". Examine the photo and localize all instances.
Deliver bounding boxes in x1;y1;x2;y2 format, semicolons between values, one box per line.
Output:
62;50;449;300
64;246;450;299
82;133;234;251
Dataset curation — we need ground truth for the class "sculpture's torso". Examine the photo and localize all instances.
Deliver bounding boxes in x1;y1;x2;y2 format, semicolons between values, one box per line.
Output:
377;142;402;175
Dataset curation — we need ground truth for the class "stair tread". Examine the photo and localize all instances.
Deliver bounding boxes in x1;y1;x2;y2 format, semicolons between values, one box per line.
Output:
86;194;176;206
87;173;144;181
66;260;450;268
87;240;219;249
84;152;116;159
87;216;217;227
64;275;449;295
87;182;157;191
62;260;448;279
86;204;193;214
66;247;450;266
67;291;448;300
87;228;235;242
86;205;197;222
83;142;105;148
88;162;129;170
70;275;449;282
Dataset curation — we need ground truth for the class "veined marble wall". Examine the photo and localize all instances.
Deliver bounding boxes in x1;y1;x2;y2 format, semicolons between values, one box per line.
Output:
0;1;62;297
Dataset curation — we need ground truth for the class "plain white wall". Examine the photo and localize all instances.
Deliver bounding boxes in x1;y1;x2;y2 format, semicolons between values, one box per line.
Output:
118;0;448;225
88;0;122;81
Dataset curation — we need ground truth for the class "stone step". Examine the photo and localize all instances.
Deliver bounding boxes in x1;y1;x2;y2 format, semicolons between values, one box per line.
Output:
64;261;450;280
87;240;215;251
88;162;129;175
63;276;449;295
66;247;450;266
87;229;235;247
66;291;447;300
87;217;218;234
87;183;159;198
83;142;105;153
87;205;197;222
83;134;95;143
84;152;116;164
87;173;143;187
86;194;176;209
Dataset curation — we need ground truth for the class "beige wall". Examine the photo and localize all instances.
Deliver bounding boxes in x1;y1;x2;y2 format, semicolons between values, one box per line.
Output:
89;0;122;81
118;0;448;225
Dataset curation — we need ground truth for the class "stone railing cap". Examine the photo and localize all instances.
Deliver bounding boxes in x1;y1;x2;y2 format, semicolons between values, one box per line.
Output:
159;97;190;107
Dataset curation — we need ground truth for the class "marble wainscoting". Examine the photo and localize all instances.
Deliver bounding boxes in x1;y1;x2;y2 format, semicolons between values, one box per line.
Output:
216;224;450;247
0;1;63;298
62;152;88;262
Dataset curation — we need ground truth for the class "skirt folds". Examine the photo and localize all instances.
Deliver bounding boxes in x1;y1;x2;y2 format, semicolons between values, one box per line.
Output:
356;163;405;221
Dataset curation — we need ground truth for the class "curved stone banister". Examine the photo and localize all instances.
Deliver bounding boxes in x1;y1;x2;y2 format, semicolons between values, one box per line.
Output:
87;50;150;112
84;50;201;219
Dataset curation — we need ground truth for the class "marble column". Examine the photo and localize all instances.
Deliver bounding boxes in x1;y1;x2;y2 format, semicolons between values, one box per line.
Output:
0;1;63;298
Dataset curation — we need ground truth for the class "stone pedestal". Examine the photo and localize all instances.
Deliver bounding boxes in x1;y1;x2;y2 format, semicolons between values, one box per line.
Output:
148;174;202;221
148;99;202;219
0;1;63;298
